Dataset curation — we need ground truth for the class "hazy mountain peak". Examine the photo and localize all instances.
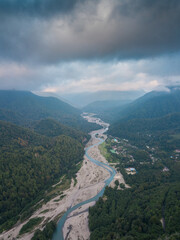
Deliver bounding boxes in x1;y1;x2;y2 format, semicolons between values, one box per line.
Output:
61;90;145;108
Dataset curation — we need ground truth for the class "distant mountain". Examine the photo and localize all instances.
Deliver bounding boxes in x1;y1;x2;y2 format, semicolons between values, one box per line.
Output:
83;99;131;112
33;118;89;143
0;90;79;122
109;112;180;140
61;90;144;108
0;120;84;232
82;100;131;122
114;87;180;121
108;87;180;149
90;87;180;240
0;90;100;132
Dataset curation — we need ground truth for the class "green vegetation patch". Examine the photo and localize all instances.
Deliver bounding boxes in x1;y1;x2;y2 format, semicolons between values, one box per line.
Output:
89;183;180;240
99;139;124;163
110;149;116;154
54;194;66;202
19;217;43;235
31;221;56;240
33;118;89;144
90;123;180;239
171;133;180;140
99;141;112;161
40;209;49;214
0;121;84;232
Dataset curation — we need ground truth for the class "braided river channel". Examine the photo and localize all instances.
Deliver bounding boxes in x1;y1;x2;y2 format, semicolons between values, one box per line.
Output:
52;114;116;240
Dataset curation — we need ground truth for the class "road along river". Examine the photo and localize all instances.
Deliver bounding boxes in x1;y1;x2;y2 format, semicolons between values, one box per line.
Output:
52;114;116;240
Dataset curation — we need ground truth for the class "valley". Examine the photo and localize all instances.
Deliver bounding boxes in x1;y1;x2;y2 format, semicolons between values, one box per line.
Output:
52;114;126;240
0;87;180;240
1;2;180;239
0;114;126;240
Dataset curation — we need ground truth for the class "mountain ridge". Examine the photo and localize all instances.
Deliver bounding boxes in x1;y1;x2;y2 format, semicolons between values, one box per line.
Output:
0;119;85;232
0;90;100;132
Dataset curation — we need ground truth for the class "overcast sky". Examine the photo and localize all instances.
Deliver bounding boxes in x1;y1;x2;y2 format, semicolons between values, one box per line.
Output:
0;0;180;94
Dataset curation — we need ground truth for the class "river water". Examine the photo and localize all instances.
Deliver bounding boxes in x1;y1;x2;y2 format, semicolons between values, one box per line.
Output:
52;116;116;240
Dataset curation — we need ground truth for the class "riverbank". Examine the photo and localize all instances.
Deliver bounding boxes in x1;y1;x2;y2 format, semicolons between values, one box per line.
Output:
0;115;111;240
62;127;111;239
0;113;128;240
61;114;129;240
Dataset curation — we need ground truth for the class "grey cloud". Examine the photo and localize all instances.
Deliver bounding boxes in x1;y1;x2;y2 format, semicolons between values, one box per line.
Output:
0;57;179;93
0;0;85;18
109;0;180;56
0;0;180;64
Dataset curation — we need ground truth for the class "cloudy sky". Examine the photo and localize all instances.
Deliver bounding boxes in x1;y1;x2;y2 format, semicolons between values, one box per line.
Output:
0;0;180;95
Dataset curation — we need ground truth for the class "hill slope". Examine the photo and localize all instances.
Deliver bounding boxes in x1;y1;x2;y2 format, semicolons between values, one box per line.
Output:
62;90;144;108
0;108;23;125
82;100;131;122
0;120;84;232
33;118;89;143
0;90;99;132
108;87;180;149
82;88;180;124
115;88;180;121
89;87;180;240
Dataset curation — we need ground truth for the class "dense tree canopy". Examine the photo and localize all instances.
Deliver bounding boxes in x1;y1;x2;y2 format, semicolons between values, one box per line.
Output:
33;118;89;143
90;88;180;240
0;90;100;133
0;120;84;232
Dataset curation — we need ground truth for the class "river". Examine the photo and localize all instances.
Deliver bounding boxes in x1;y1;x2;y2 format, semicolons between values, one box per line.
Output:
52;114;116;240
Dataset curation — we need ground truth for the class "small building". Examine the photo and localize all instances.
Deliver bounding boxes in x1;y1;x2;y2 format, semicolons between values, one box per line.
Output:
175;149;180;153
125;167;136;175
163;167;169;172
130;168;135;171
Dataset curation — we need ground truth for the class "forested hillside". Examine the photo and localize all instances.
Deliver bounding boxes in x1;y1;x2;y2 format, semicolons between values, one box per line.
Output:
83;88;180;124
0;90;100;132
90;87;180;124
112;87;180;121
108;87;180;150
89;182;180;240
89;87;180;240
0;108;22;125
109;112;180;151
89;138;180;239
112;112;180;133
33;118;89;143
90;132;180;239
0;121;84;232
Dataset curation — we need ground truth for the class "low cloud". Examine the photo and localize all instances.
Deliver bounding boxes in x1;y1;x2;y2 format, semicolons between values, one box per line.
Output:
1;56;177;94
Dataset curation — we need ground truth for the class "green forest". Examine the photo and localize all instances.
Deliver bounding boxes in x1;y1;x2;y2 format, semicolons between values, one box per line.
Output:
0;120;84;232
89;88;180;239
89;137;180;239
89;183;180;240
108;88;180;156
0;90;100;133
33;118;89;143
0;88;180;239
108;113;180;152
